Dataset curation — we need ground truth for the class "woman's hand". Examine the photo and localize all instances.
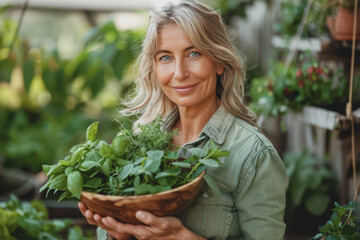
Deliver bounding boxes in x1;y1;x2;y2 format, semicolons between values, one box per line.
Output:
78;202;132;240
78;202;206;240
101;210;206;240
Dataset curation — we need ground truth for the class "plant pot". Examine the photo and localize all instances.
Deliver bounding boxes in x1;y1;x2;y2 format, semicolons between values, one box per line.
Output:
80;171;205;224
326;6;360;40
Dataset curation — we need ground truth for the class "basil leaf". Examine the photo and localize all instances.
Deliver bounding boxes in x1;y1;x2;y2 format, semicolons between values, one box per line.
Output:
86;122;99;142
123;187;135;193
115;159;132;167
130;166;142;176
188;148;207;158
192;165;206;178
59;160;71;166
47;164;66;176
155;168;181;179
199;158;220;167
39;180;50;193
208;149;230;158
102;159;112;177
98;141;112;158
118;164;134;181
70;144;84;153
135;184;156;195
70;148;87;165
67;171;83;199
89;170;100;178
58;191;71;202
134;176;140;187
84;149;102;162
144;151;163;173
111;135;130;154
42;165;51;175
171;162;191;168
65;167;74;176
79;161;100;171
157;176;178;187
49;174;67;191
203;174;221;197
83;178;102;188
134;157;145;166
164;151;179;160
146;150;164;162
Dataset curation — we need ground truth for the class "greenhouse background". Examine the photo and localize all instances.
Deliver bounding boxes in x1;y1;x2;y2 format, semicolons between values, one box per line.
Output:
0;0;360;239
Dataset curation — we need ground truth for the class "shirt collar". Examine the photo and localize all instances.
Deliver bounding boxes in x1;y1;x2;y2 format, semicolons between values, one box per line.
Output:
163;105;234;145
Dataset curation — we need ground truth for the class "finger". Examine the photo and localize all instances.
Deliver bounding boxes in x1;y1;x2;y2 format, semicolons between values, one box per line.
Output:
103;216;138;236
102;218;134;240
136;211;181;231
78;202;87;216
84;209;98;226
135;211;165;227
94;213;108;229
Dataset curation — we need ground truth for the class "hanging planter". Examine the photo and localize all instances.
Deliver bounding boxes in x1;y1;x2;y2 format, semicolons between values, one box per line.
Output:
326;5;360;40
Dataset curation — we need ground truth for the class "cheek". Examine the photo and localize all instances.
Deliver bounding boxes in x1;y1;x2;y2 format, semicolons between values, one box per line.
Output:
192;59;218;80
155;65;172;85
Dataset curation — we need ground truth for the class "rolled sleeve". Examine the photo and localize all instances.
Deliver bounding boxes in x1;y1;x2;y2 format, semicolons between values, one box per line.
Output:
235;147;288;240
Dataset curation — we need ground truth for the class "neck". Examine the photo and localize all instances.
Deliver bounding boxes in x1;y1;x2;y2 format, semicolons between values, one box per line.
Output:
175;96;220;145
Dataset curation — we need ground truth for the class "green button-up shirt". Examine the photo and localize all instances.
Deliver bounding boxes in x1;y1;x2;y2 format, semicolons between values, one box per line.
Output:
98;105;288;240
164;106;288;240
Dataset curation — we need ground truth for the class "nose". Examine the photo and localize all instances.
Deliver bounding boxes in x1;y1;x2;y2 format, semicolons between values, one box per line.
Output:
173;59;188;81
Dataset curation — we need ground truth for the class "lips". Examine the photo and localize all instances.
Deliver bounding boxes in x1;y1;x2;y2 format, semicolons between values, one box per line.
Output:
172;84;198;94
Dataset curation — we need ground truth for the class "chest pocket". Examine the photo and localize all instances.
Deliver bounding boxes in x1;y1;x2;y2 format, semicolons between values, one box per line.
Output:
178;184;235;240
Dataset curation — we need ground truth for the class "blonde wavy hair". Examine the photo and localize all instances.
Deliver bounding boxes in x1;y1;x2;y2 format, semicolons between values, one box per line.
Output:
121;0;257;127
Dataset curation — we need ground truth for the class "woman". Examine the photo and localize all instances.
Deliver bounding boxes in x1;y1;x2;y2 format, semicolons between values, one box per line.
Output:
79;0;288;239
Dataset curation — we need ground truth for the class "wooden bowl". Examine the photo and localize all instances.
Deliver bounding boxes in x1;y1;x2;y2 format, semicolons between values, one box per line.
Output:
80;171;205;224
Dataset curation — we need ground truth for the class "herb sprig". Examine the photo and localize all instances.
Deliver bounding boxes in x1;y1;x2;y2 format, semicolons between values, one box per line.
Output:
40;117;229;201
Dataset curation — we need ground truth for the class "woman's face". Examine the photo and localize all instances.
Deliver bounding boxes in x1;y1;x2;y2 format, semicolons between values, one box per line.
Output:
155;24;224;108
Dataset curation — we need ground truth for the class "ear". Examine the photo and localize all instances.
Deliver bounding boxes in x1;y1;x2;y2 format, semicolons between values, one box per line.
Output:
216;63;225;75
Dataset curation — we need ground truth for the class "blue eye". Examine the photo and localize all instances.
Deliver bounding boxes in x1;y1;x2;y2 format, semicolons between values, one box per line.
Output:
189;51;200;57
160;55;171;62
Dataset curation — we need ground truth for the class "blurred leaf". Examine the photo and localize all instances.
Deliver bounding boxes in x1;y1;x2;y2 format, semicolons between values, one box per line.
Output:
22;59;35;92
305;193;330;216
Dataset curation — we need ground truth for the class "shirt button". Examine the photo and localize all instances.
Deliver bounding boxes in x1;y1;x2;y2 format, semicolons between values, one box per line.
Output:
201;191;210;199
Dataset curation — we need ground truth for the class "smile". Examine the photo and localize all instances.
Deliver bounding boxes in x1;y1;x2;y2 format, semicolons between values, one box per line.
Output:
172;84;198;94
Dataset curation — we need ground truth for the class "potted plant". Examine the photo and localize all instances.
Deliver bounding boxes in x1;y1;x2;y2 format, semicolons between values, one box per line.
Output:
283;150;337;233
315;0;360;40
313;201;360;239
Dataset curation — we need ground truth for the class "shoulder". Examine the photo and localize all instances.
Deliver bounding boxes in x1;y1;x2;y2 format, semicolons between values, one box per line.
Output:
224;115;276;158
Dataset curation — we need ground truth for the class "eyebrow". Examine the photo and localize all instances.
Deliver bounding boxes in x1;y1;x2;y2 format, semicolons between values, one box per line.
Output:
155;46;196;56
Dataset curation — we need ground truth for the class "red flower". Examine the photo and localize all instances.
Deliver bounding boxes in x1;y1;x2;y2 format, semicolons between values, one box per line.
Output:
283;87;291;96
316;68;323;75
296;70;302;78
308;66;314;75
298;79;304;88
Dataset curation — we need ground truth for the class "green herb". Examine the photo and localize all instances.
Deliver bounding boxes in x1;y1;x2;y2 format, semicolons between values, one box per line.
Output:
0;194;94;240
40;116;229;201
313;202;360;239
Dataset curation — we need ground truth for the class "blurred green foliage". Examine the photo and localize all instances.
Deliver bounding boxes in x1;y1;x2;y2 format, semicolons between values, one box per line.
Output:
0;194;95;239
284;150;336;219
0;7;143;174
217;0;255;23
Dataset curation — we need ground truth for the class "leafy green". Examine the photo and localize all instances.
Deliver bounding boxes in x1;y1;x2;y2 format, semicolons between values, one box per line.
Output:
0;195;94;240
313;202;360;239
40;116;229;200
284;150;336;220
